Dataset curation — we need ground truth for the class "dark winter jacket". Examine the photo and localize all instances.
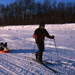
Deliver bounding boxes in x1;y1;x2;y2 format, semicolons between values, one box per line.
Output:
33;28;52;42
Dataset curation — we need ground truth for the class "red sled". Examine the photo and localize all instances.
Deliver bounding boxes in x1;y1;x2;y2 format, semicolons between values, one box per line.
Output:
0;49;10;53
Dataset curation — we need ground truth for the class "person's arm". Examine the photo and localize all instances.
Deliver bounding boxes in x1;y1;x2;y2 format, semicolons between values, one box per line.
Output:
45;29;54;39
50;35;54;39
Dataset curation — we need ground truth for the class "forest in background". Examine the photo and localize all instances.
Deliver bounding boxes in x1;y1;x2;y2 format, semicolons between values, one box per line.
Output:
0;0;75;26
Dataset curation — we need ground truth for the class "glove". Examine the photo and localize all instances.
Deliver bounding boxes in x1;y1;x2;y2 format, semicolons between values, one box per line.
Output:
33;34;36;38
51;35;54;39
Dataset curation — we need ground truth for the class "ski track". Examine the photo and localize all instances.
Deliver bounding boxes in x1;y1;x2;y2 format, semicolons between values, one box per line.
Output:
44;50;75;74
0;53;55;75
0;65;17;75
0;49;75;75
0;56;34;75
0;54;37;75
0;52;68;75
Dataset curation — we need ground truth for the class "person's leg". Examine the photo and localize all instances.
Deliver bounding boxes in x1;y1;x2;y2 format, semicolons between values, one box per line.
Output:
36;41;44;62
35;51;39;59
38;51;43;62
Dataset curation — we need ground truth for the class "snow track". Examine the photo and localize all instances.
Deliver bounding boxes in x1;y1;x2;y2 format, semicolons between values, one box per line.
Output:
0;65;17;75
0;56;33;75
0;53;55;75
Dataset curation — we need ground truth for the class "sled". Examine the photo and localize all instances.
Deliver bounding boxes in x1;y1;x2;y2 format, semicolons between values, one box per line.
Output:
0;49;10;53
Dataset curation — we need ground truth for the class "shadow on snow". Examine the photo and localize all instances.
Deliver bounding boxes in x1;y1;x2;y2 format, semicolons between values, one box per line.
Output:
9;49;37;53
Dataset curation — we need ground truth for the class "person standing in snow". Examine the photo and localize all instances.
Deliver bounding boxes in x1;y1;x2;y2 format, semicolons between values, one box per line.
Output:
33;22;54;63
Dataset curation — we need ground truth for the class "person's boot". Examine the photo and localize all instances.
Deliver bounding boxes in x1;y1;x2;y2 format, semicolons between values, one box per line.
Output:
34;52;39;60
38;60;43;64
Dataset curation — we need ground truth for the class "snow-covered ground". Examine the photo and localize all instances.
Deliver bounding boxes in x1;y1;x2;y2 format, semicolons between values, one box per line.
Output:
0;23;75;75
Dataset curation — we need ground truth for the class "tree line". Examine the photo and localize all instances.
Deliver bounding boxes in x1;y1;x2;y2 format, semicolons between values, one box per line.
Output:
0;0;75;26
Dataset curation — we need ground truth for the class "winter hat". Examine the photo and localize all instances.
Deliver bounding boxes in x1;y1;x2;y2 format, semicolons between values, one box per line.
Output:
39;22;45;27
